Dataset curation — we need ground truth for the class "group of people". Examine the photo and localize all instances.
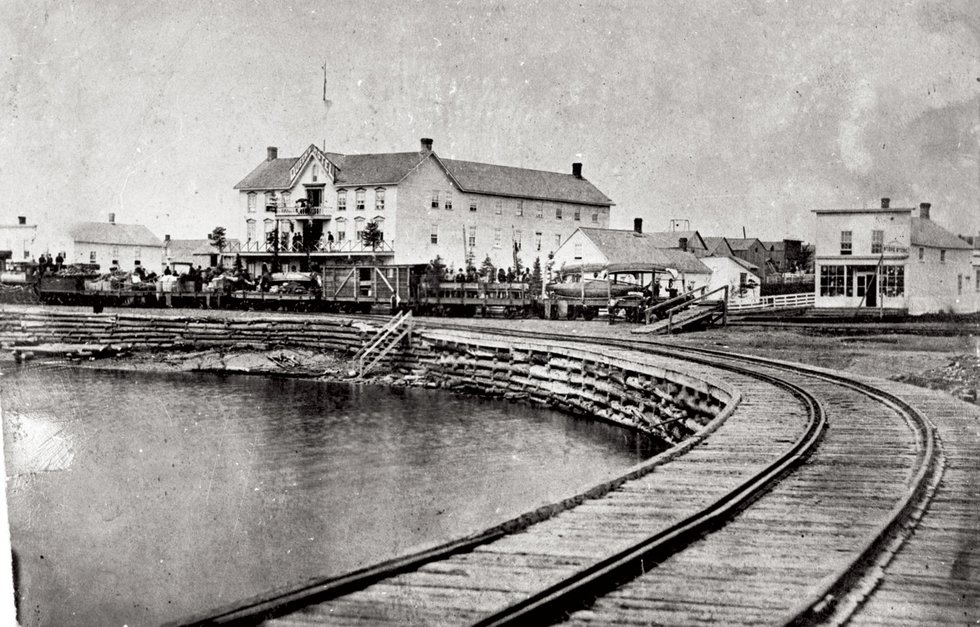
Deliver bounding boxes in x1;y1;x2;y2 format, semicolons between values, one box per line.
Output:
448;267;533;284
34;253;65;276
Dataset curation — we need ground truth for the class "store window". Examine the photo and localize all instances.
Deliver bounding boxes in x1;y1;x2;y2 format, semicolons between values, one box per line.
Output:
881;266;905;297
819;265;849;297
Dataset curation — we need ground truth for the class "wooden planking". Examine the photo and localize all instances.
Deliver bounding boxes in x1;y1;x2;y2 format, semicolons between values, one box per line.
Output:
564;365;921;627
265;359;809;625
848;383;980;626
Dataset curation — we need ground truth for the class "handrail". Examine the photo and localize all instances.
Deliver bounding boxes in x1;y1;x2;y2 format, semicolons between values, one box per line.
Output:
354;311;413;377
643;287;706;323
665;285;728;334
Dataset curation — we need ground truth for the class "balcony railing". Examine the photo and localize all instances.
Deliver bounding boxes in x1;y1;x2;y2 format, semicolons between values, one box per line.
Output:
226;239;395;254
272;204;332;218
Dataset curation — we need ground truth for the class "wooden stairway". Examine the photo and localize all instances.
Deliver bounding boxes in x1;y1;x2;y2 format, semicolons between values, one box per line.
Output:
350;310;413;377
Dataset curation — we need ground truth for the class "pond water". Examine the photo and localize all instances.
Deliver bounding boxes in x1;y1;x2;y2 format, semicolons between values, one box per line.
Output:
0;363;657;626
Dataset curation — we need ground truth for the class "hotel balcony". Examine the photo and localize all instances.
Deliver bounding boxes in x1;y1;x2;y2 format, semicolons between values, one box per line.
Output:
269;203;333;219
227;238;395;256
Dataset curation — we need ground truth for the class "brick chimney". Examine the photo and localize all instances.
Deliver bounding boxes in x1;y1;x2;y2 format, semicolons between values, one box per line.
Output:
633;217;643;234
881;197;890;208
267;146;278;161
17;216;26;225
919;202;931;220
572;163;583;179
108;213;115;224
420;138;433;154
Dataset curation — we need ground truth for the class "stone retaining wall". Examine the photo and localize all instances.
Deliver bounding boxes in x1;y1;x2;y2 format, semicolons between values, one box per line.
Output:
0;310;735;445
406;332;735;446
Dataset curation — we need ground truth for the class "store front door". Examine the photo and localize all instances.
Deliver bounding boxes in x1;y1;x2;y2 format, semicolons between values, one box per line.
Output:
856;272;877;307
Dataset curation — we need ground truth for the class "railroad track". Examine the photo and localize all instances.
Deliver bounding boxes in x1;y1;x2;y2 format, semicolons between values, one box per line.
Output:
183;321;942;626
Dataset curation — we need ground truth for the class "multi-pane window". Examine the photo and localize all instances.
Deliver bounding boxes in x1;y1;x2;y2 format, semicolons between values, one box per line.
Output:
431;190;440;208
336;218;347;242
134;247;141;260
819;265;850;297
535;203;544;218
573;243;583;259
940;249;946;263
246;220;256;241
247;193;256;213
494;200;502;215
264;219;274;236
958;274;963;295
516;200;523;216
871;230;883;254
918;247;924;261
494;228;502;247
556;206;563;220
337;190;347;210
111;246;119;259
312;164;319;182
356;189;365;210
265;192;276;210
881;266;905;297
514;230;522;250
840;231;852;256
555;234;561;249
375;188;385;211
574;207;581;221
90;251;97;263
354;217;366;241
591;210;599;223
975;269;980;292
469;202;477;212
444;190;453;210
468;227;476;248
430;224;438;244
535;232;542;251
282;191;291;207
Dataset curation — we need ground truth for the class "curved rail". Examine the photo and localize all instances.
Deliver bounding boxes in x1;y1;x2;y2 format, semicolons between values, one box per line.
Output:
474;373;824;626
425;322;942;625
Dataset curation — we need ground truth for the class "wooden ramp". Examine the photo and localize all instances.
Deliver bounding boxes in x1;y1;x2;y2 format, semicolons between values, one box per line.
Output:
633;302;724;335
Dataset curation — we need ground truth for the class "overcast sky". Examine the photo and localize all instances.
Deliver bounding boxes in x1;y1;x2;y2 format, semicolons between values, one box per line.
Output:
2;0;978;246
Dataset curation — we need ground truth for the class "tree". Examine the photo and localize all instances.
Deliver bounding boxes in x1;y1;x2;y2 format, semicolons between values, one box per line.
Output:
208;226;227;268
208;226;227;252
361;221;383;251
479;254;495;281
530;256;543;294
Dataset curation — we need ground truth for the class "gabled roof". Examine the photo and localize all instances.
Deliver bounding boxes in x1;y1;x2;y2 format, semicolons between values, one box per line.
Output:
703;236;734;256
234;158;302;190
576;228;711;274
235;146;613;206
333;152;429;187
640;230;707;251
725;237;766;252
762;240;785;252
703;254;761;275
68;222;163;247
439;158;612;206
910;218;972;250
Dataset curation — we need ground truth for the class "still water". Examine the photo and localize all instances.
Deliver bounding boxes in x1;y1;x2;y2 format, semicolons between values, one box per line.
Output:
1;364;656;626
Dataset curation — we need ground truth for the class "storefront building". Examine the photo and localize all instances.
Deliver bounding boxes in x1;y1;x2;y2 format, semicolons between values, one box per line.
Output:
813;199;976;315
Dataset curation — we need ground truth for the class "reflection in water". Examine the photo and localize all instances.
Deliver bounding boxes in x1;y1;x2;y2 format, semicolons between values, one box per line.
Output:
1;363;657;626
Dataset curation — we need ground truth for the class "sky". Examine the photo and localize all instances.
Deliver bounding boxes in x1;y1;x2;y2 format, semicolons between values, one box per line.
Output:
2;0;979;248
